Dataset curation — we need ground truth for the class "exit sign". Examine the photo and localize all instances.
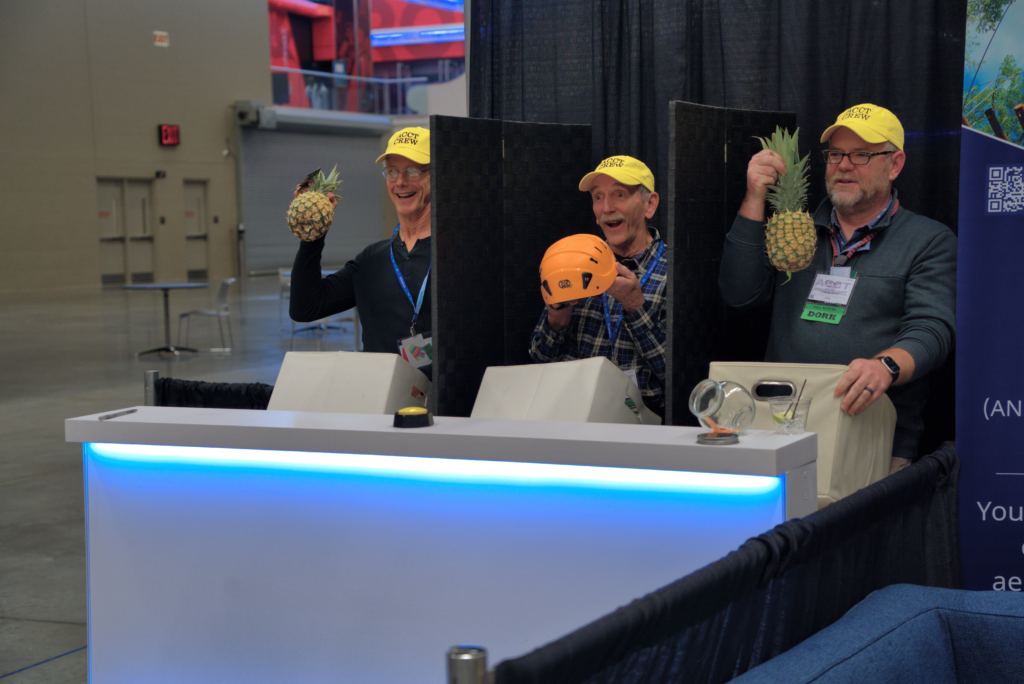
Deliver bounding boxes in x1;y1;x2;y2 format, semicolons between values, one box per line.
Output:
159;125;180;146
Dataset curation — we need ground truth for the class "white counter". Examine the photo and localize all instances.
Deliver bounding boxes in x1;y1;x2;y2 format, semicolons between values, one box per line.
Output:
68;407;816;684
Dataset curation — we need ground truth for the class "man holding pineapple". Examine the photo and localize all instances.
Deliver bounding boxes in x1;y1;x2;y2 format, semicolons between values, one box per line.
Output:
289;127;433;370
529;156;668;418
720;104;956;469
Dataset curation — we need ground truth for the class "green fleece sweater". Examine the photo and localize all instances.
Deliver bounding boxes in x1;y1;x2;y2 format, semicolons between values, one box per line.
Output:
719;193;957;460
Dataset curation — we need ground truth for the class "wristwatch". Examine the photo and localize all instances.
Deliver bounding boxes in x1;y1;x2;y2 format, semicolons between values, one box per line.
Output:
878;356;900;384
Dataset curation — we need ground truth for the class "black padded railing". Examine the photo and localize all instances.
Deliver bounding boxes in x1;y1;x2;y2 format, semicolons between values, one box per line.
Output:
493;443;961;684
151;376;274;410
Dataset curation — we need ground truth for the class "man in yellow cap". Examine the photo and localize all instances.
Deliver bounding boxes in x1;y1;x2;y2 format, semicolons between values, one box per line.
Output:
289;127;433;373
529;155;668;418
720;104;957;470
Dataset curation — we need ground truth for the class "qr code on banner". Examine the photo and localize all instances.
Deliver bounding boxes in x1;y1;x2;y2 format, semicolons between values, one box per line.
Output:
987;166;1024;213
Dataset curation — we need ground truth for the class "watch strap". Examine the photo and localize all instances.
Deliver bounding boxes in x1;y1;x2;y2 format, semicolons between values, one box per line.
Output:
878;356;900;383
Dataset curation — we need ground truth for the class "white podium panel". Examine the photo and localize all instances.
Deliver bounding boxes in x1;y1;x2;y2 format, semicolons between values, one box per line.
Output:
68;408;816;684
472;357;661;425
268;351;431;414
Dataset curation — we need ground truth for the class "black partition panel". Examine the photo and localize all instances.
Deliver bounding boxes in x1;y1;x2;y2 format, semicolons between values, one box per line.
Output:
431;115;504;417
665;103;796;426
501;121;592;367
431;117;592;416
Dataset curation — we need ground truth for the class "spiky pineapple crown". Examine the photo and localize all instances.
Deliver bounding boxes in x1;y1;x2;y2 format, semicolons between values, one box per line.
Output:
300;165;342;194
756;127;809;214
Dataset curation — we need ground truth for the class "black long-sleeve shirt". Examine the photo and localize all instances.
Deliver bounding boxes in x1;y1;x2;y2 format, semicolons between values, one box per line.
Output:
289;231;432;356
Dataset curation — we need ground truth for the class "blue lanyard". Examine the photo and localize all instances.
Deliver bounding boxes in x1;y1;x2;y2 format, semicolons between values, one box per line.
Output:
601;240;665;348
389;225;431;335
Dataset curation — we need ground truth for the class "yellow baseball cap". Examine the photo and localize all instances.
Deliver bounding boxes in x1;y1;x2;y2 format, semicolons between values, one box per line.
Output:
820;104;904;151
375;126;430;164
579;155;655;193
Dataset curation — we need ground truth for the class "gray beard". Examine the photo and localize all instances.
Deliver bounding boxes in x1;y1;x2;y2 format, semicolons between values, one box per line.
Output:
826;175;889;214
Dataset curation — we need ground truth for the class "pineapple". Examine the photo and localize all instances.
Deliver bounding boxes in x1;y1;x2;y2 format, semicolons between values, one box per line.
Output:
287;166;342;241
756;127;815;283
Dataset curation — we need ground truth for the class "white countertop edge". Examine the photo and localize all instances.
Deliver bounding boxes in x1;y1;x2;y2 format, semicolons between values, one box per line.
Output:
66;407;817;477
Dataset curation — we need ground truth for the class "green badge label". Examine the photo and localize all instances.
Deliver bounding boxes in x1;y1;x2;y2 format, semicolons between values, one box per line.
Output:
624;397;641;418
801;302;844;324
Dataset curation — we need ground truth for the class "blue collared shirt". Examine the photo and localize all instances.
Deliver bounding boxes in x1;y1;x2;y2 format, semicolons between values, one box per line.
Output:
830;193;895;255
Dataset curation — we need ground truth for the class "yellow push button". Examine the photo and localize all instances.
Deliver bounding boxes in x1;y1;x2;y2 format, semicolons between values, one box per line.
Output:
394;406;433;428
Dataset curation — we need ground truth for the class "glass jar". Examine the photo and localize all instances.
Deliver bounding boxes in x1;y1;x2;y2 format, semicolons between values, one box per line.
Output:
688;379;756;436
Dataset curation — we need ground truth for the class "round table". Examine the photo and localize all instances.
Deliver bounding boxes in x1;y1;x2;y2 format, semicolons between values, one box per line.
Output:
121;282;209;357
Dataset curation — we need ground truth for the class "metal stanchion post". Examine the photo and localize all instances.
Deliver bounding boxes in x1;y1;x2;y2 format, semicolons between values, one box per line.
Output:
144;370;160;406
447;645;488;684
236;223;247;301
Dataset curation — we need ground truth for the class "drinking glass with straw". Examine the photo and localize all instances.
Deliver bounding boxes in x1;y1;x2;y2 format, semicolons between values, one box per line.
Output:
769;379;811;435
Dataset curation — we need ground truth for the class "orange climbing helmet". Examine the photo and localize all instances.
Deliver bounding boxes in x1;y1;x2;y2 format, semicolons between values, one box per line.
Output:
539;234;618;305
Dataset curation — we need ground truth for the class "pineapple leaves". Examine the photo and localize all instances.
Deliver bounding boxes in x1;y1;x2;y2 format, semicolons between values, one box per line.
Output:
299;168;321;187
297;165;342;194
757;127;817;282
313;165;342;194
755;127;810;214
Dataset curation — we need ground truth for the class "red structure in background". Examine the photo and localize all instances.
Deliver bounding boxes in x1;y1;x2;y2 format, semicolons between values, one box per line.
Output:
268;0;335;109
335;0;373;112
265;0;465;113
371;0;464;63
270;0;335;58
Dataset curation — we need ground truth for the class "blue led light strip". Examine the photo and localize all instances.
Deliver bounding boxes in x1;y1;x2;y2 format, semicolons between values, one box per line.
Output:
390;0;464;11
88;443;781;495
371;24;465;48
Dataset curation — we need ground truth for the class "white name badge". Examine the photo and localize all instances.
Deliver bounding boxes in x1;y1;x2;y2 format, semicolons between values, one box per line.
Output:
807;273;857;307
801;273;858;325
398;332;433;370
624;367;639;388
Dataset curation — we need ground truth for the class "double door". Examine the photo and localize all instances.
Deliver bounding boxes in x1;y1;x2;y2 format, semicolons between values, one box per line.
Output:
97;179;154;285
96;179;210;285
184;181;209;282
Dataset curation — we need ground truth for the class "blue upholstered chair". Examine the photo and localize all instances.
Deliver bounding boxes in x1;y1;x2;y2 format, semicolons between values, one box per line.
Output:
730;584;1024;683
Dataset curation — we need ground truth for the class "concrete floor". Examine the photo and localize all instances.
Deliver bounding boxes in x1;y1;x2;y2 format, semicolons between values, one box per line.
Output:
0;277;357;681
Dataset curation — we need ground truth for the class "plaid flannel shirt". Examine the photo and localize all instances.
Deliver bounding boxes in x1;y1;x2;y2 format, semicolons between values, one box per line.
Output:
528;229;667;414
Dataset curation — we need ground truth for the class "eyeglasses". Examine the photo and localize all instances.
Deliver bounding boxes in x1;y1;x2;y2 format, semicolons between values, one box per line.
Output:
382;166;429;181
821;150;895;165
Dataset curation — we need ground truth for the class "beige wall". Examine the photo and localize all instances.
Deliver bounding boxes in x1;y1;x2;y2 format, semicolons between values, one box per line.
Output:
0;0;272;292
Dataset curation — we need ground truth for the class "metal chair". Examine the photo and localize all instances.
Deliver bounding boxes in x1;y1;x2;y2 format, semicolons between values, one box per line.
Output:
278;267;291;330
176;278;235;352
290;308;359;351
281;267;360;351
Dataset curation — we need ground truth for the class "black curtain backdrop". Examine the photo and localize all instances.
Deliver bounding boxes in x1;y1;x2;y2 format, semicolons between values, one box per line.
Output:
471;0;966;233
470;0;965;445
494;442;961;684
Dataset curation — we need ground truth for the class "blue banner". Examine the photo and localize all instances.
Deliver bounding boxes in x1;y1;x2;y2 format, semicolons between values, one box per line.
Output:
957;126;1024;590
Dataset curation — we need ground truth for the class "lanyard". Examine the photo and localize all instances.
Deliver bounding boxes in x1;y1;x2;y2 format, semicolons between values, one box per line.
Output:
601;241;665;349
830;198;899;267
830;232;875;268
389;225;431;335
